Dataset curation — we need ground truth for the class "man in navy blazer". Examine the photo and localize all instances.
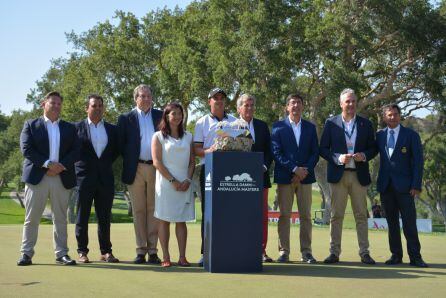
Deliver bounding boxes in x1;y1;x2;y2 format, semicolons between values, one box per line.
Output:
117;84;163;264
74;94;120;263
320;88;377;265
18;91;79;266
271;93;319;263
237;94;273;262
376;104;427;267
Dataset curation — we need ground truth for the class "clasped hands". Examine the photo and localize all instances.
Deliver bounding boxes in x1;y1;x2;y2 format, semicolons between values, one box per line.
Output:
339;152;366;164
292;167;308;183
172;180;191;192
46;162;66;176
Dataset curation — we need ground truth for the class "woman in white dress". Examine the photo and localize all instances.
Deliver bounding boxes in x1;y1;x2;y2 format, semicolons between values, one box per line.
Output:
152;102;195;267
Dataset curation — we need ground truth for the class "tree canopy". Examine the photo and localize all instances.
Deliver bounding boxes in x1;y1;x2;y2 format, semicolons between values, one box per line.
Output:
4;0;446;221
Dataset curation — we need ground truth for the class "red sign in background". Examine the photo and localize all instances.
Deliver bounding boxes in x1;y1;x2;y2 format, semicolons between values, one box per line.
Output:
268;211;300;224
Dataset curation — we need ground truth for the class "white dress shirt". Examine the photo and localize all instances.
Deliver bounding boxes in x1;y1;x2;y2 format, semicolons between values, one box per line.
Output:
43;115;60;167
289;116;302;173
88;118;108;158
341;115;357;169
247;118;255;142
289;116;302;148
136;107;155;161
386;124;400;158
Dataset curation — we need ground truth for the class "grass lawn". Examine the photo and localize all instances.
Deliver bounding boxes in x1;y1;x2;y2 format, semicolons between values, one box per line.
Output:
0;187;25;224
0;223;445;297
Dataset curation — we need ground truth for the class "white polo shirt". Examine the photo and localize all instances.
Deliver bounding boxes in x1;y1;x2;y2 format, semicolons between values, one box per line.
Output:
193;113;237;164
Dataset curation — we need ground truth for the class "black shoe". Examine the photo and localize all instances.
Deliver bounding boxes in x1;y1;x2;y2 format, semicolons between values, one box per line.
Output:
56;255;76;265
148;253;161;264
361;254;376;265
17;254;32;266
385;255;402;265
410;257;428;268
323;254;339;264
134;254;146;264
301;253;317;264
262;254;273;263
277;254;289;263
198;255;204;267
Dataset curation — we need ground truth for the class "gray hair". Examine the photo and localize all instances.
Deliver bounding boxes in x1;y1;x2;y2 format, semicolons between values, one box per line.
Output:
339;88;357;101
236;93;256;108
133;84;153;101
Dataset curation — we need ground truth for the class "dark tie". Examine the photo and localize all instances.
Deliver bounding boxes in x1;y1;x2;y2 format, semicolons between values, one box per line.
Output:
388;129;395;154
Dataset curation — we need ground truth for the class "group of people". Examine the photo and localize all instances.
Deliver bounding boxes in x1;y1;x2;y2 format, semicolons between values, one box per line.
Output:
16;84;428;269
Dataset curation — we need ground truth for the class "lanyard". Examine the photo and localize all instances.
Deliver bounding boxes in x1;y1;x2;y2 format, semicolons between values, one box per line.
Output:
342;121;356;140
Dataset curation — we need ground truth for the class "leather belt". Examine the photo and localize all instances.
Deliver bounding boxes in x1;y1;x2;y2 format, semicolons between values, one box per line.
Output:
344;168;356;172
138;159;153;165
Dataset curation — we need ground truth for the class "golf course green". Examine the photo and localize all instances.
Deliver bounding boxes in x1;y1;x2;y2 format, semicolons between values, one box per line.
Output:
1;223;445;297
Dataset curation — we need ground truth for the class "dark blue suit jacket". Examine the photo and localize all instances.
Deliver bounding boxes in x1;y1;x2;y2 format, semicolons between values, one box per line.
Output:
319;114;376;186
75;119;119;188
271;118;319;184
117;108;163;185
20;117;80;189
376;125;423;193
251;118;272;188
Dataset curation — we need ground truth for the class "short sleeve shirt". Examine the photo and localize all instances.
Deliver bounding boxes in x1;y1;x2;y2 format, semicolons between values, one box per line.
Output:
193;113;237;164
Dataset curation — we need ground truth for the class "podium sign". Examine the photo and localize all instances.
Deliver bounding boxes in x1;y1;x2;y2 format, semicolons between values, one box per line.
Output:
204;151;263;273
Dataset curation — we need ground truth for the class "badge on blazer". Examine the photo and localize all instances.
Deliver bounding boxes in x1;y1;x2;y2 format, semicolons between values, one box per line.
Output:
401;147;407;153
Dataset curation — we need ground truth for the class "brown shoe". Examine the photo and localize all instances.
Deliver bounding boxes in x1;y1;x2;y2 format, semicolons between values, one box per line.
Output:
100;253;120;263
78;253;90;263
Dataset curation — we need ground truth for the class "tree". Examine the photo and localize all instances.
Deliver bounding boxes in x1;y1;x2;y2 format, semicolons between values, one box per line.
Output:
419;116;446;224
0;109;40;191
20;0;446;220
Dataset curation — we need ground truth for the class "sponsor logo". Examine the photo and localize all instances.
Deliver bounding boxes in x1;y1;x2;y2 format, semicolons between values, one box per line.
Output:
217;172;259;192
205;173;212;191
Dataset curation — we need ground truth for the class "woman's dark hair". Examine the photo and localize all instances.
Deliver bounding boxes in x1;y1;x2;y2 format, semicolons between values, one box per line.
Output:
159;102;185;138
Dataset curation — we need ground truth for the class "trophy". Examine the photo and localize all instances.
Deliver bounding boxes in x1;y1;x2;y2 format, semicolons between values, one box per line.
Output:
213;119;253;152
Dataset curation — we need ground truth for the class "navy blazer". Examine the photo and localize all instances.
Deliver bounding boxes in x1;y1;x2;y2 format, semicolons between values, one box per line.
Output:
376;125;423;193
117;108;163;185
75;119;119;188
251;118;272;188
20;117;80;189
319;114;377;186
271;118;319;184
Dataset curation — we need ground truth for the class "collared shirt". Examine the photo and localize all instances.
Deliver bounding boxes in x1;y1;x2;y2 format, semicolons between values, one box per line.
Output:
87;118;108;158
43;115;60;166
341;115;357;169
136;107;155;161
194;112;237;164
240;117;255;142
240;117;267;171
386;124;400;158
288;116;302;148
289;116;302;173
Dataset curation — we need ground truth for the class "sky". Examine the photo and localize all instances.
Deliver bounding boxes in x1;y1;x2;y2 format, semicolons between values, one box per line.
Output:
0;1;433;118
0;0;191;115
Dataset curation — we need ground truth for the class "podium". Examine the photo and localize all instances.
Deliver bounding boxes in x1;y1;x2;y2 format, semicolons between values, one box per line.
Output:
203;151;263;273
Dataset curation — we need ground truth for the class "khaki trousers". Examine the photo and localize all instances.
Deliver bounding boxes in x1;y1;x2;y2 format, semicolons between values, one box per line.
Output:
329;171;369;257
277;182;313;256
21;175;71;258
127;163;159;255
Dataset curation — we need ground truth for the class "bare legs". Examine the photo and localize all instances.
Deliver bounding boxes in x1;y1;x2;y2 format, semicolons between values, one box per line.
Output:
158;220;188;263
